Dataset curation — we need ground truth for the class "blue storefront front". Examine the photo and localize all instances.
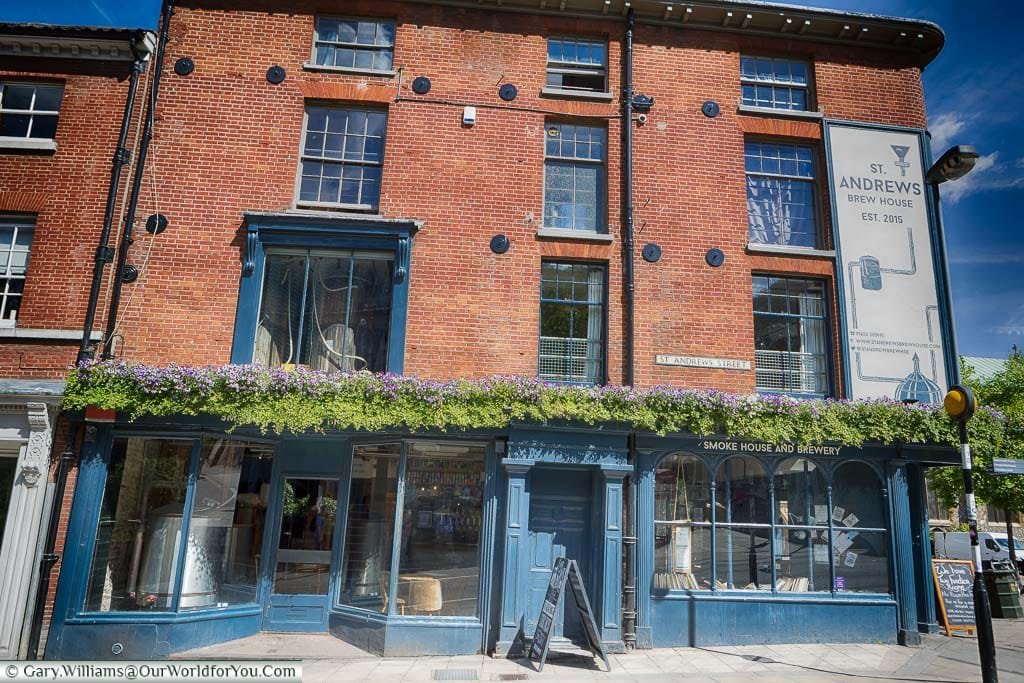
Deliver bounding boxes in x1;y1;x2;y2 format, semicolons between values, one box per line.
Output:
44;415;956;659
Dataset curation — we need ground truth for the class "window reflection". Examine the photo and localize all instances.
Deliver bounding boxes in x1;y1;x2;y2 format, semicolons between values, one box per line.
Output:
773;457;829;592
653;454;712;591
831;462;890;593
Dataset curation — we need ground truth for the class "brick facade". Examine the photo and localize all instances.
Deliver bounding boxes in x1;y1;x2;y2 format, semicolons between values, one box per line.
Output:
0;1;941;655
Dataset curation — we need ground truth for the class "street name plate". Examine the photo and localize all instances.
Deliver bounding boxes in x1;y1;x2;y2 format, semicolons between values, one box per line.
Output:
992;458;1024;475
655;355;751;370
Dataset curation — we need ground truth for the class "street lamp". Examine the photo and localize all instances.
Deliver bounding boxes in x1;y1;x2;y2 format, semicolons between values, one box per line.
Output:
930;143;997;683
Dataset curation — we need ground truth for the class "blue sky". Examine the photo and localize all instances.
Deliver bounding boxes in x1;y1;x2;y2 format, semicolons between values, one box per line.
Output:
3;1;1021;360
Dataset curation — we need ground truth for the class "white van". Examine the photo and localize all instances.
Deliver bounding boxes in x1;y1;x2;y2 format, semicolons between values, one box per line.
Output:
934;531;1024;572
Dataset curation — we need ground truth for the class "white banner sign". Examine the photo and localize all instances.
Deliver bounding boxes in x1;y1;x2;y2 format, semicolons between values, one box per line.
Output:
826;123;947;402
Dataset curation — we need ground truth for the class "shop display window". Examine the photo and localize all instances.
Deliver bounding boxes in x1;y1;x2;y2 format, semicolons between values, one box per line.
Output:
652;451;891;597
83;437;274;613
340;441;486;618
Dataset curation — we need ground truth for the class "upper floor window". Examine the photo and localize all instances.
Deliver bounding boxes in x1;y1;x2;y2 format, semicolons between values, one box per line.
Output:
539;261;605;385
740;56;810;111
298;106;387;212
312;17;395;73
753;274;829;397
544;123;606;233
546;37;608;94
0;83;63;140
255;249;393;372
0;216;33;326
745;141;818;248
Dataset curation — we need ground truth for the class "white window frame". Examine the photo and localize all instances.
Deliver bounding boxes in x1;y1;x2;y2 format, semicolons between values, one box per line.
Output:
545;36;609;95
308;16;396;75
294;105;387;212
0;216;35;328
740;56;811;112
0;82;63;151
542;123;607;233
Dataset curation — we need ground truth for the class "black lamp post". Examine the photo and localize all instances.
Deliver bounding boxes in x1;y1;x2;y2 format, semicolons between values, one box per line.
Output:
928;143;997;683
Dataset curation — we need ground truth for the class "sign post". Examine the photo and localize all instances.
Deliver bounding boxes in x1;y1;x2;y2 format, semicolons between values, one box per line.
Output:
528;557;610;672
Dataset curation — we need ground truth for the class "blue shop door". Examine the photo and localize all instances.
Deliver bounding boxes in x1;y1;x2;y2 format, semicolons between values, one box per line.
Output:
526;469;593;643
263;477;339;631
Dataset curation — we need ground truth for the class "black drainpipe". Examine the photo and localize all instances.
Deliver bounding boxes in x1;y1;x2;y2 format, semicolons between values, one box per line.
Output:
25;446;75;659
621;7;638;651
103;0;174;359
76;32;150;364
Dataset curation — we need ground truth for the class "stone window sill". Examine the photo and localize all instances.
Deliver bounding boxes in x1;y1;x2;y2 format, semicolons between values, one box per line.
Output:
302;63;396;78
536;227;613;243
746;243;835;259
0;327;102;340
540;87;614;102
737;104;824;121
0;138;57;153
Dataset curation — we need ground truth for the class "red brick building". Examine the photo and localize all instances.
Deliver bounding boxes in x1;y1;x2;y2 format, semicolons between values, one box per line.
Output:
0;0;966;661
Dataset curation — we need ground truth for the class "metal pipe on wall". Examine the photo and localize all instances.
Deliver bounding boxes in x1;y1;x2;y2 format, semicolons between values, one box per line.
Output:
76;33;151;364
621;7;638;651
103;0;175;358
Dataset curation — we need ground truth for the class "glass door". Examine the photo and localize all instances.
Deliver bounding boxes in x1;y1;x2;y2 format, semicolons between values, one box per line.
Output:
263;477;339;631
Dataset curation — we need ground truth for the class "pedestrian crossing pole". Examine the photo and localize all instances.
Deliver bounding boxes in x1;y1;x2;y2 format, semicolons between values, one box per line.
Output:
945;384;998;683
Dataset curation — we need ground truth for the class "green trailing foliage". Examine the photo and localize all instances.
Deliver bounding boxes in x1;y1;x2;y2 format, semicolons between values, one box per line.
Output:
928;350;1024;513
63;361;1012;455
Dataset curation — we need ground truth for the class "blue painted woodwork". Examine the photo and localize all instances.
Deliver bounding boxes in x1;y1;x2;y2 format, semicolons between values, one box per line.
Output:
231;212;417;372
888;462;920;645
597;466;628;647
650;594;898;646
526;467;593;642
497;458;533;650
908;464;939;633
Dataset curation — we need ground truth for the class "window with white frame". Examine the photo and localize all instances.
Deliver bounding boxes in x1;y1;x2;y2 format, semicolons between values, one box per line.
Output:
546;37;608;93
740;56;810;111
0;216;33;325
0;83;63;140
311;17;395;72
753;275;829;396
745;141;819;248
539;261;605;384
543;123;606;233
298;106;387;211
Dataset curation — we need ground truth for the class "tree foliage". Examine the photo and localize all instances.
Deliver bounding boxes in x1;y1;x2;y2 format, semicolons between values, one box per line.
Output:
927;349;1024;512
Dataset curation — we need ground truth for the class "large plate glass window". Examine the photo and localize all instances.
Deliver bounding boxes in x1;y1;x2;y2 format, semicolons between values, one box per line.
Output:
0;83;63;140
546;37;607;93
538;261;605;385
0;216;33;326
830;461;889;593
653;454;712;591
298;106;387;211
740;56;810;111
753;274;829;397
543;123;606;232
715;456;771;590
83;437;275;613
312;17;395;72
774;457;830;592
745;141;818;248
254;249;393;371
339;442;486;618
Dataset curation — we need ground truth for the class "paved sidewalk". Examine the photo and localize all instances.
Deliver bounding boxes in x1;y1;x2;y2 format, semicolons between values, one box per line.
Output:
177;619;1024;682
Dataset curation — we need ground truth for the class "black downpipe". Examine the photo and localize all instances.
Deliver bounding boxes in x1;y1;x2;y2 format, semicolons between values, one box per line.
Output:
76;34;149;364
103;0;174;359
621;8;638;651
25;447;75;660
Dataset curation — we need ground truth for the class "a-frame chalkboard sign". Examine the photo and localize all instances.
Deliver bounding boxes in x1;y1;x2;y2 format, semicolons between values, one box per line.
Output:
932;559;977;637
528;557;611;672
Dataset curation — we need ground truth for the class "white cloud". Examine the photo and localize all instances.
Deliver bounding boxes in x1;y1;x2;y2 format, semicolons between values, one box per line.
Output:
949;249;1024;265
989;303;1024;337
940;150;1024;203
928;112;967;153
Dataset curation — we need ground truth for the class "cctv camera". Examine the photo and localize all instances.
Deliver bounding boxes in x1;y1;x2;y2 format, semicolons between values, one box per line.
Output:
637;113;648;125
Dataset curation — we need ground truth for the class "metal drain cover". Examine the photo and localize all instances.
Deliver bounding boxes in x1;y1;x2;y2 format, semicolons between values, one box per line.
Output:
432;669;478;681
496;675;530;681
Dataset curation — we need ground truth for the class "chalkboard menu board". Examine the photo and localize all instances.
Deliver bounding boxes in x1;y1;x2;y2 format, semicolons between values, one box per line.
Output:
529;557;610;672
932;559;976;636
